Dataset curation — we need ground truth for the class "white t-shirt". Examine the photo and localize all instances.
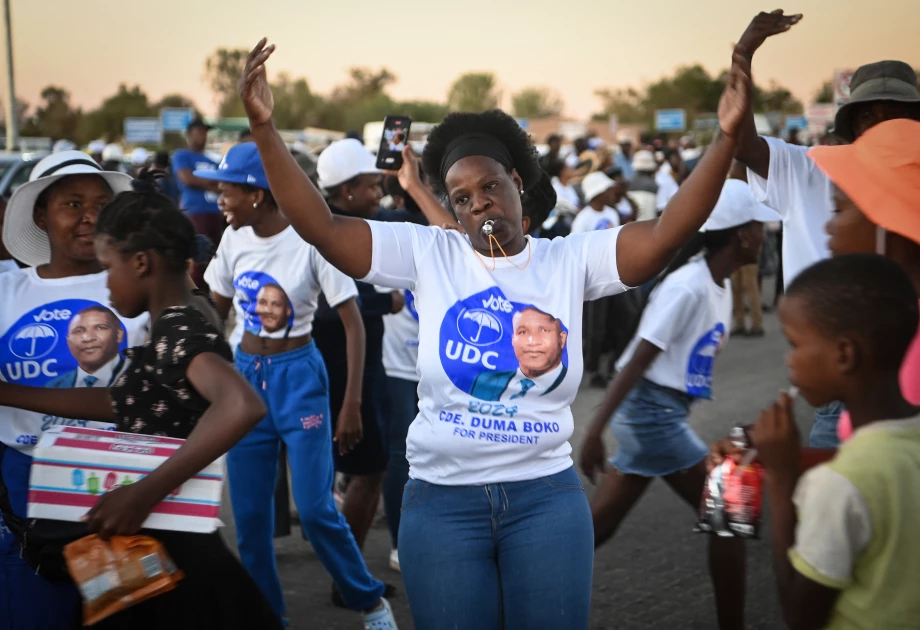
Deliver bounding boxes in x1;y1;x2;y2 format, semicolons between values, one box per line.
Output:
0;260;20;275
616;256;732;399
551;177;581;211
382;289;420;382
656;164;680;211
363;222;630;485
615;198;634;221
0;269;149;453
746;137;833;287
570;206;621;233
204;225;358;349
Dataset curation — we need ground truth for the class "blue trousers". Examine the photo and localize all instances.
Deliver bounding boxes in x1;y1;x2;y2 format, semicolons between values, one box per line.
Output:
399;467;594;630
0;445;81;630
382;376;418;549
227;344;384;620
810;401;843;449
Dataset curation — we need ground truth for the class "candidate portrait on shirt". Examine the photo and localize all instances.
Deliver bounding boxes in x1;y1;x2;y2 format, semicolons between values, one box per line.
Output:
251;282;294;337
469;306;568;402
44;305;125;389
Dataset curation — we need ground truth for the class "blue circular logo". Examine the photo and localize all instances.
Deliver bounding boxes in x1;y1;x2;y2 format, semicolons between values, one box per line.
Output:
0;300;129;388
233;271;295;336
594;218;615;230
438;288;569;402
686;323;725;398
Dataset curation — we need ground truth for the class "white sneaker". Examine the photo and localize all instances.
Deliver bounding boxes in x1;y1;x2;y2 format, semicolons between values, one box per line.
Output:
362;598;398;630
389;549;400;572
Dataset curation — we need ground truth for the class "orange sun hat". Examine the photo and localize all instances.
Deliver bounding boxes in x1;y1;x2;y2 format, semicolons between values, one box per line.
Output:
808;119;920;244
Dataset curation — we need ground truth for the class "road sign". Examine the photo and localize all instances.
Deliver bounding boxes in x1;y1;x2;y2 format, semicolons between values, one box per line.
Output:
124;118;162;144
785;116;808;131
160;108;194;132
655;109;686;132
833;69;856;111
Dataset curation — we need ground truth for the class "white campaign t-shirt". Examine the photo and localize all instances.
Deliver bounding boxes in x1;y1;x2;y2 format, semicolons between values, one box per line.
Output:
204;225;358;349
382;289;421;383
656;164;680;211
747;137;833;287
0;269;149;453
570;206;621;233
363;222;630;485
617;256;732;399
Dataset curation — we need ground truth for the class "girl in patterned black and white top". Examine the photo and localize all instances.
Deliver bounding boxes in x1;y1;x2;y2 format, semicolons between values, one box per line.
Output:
0;175;282;629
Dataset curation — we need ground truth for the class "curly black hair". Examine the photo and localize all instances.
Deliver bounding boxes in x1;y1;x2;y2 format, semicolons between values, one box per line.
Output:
95;170;197;273
786;254;919;371
422;110;543;199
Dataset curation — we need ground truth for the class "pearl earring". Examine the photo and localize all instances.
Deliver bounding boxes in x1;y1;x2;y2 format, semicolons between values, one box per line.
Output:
348;195;354;201
253;202;258;209
519;190;524;195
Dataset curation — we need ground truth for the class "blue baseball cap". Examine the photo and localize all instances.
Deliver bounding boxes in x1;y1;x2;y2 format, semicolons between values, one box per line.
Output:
194;142;269;190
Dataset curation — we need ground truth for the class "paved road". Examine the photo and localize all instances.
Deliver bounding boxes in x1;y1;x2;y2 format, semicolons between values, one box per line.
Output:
221;296;811;629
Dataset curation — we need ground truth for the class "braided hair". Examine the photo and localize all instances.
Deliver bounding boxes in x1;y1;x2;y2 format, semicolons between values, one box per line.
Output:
95;170;198;273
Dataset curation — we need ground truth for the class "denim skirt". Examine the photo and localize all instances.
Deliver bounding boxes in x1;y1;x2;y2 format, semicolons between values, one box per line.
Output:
609;377;708;477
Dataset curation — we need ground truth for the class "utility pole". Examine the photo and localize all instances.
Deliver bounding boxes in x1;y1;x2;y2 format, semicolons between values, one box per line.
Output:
3;0;16;151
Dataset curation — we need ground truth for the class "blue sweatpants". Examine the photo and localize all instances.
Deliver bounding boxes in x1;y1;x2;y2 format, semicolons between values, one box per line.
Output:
227;344;384;620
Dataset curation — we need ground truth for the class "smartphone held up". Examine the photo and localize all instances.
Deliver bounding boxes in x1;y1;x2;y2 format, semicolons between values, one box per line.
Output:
376;115;412;170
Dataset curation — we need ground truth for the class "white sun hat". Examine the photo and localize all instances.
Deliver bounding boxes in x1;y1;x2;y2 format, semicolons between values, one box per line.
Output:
317;139;380;190
700;179;782;232
3;151;133;266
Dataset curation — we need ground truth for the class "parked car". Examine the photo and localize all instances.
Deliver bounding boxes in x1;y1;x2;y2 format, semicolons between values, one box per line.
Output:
0;152;49;200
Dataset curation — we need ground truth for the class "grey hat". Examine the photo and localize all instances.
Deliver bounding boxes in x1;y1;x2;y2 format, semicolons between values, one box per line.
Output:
834;61;920;141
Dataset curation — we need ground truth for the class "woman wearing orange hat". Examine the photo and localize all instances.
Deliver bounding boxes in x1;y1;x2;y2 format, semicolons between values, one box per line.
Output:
808;118;920;439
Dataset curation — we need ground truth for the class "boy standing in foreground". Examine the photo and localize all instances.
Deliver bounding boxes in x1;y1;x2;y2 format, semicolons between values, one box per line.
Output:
728;254;920;629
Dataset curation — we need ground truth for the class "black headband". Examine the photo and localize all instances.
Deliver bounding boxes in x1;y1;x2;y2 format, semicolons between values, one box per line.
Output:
440;133;514;185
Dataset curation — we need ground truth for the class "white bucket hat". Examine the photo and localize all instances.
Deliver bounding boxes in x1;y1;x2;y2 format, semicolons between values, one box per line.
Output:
581;171;616;203
632;150;657;172
3;151;133;267
700;179;781;232
317;139;380;190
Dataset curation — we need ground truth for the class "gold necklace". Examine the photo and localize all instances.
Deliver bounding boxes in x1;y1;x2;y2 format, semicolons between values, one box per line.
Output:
473;235;532;272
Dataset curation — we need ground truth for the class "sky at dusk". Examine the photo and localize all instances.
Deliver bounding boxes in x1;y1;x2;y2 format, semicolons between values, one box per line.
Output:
9;0;920;120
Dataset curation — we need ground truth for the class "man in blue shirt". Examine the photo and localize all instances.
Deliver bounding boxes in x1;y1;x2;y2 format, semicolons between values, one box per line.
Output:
172;117;222;286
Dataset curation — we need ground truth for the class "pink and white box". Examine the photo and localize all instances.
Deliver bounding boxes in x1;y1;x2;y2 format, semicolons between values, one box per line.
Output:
28;426;224;533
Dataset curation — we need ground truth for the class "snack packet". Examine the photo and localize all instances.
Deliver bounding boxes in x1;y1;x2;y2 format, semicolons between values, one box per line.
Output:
63;534;184;625
695;425;764;538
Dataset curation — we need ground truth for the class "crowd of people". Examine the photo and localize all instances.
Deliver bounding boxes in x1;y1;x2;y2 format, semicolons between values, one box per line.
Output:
0;8;918;630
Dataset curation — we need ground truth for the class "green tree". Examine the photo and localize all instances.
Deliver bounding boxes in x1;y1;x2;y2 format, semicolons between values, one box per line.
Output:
511;87;563;119
754;80;803;114
33;86;81;140
271;73;323;129
78;84;153;142
813;80;833;104
204;48;249;117
153;93;199;114
319;67;398;132
397;100;449;123
447;72;499;113
593;87;647;124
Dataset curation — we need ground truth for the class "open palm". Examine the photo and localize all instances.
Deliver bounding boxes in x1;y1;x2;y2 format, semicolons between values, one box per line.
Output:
238;38;276;127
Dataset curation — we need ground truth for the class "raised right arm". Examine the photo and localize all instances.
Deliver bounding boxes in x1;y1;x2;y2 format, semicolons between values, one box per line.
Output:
240;39;373;280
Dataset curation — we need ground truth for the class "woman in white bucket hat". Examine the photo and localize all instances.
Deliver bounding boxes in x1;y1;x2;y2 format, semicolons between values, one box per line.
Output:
0;151;149;628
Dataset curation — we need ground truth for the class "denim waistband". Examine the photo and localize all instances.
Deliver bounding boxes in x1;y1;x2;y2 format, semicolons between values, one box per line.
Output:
234;340;318;369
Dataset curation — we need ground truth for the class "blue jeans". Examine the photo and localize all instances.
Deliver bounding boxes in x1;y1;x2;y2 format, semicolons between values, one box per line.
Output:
810;401;843;449
0;446;81;629
399;467;593;630
227;344;384;619
382;376;418;549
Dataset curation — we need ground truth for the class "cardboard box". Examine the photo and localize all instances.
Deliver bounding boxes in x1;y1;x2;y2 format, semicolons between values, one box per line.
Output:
28;426;224;533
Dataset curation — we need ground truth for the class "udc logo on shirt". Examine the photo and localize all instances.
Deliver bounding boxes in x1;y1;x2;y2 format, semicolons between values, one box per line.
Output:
405;290;419;322
594;218;615;231
234;271;295;337
685;323;726;399
0;299;128;388
439;288;569;402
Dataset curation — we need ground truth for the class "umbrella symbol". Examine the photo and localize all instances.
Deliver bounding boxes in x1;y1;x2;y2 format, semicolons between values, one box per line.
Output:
13;324;57;357
462;310;502;344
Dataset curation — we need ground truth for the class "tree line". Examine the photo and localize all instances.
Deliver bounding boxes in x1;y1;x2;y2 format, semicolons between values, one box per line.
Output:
8;47;851;145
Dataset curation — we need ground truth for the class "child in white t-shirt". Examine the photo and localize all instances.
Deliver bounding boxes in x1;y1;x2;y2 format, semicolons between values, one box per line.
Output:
580;178;779;628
